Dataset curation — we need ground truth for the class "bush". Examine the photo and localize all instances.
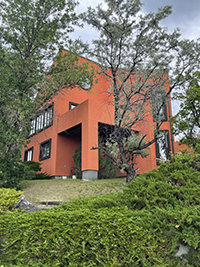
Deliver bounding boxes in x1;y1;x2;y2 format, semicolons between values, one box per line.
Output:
22;161;51;180
0;207;189;266
0;153;35;189
0;188;22;214
98;149;117;179
22;161;42;172
122;154;200;265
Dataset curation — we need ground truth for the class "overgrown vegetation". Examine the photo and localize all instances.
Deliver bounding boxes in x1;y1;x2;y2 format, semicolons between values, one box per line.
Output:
0;188;22;214
0;151;200;266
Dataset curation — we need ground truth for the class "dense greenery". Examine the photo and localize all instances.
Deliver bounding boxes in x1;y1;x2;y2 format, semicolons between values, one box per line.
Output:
23;161;51;180
0;0;95;189
1;151;200;266
0;188;22;214
172;71;200;149
0;155;35;189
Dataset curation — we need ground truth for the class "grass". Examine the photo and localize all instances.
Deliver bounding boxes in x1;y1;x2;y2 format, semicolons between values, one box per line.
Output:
21;178;126;206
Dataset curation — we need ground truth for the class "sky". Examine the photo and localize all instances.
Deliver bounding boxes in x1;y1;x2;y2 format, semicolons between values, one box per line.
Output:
69;0;200;117
71;0;200;41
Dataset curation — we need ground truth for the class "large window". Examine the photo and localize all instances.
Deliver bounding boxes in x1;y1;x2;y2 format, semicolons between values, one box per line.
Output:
39;139;51;161
24;147;33;161
155;130;170;163
29;103;53;136
152;91;167;122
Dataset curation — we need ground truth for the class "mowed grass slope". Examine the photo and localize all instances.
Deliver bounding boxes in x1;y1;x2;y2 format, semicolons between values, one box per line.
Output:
22;178;126;206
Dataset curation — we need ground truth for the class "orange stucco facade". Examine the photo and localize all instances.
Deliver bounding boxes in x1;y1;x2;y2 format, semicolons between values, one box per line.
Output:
22;55;182;180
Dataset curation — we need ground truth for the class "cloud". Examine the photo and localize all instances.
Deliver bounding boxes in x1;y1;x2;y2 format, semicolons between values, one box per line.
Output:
142;0;200;39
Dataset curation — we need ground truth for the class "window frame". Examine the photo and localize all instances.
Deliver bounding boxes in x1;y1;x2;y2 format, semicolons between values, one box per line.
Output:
29;103;54;137
155;130;170;165
151;91;168;122
69;102;78;110
39;139;51;161
24;147;33;162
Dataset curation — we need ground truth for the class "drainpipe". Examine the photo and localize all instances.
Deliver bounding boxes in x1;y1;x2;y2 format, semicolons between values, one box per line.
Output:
168;95;175;155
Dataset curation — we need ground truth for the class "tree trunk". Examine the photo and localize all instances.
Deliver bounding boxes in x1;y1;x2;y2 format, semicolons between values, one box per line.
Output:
125;166;136;184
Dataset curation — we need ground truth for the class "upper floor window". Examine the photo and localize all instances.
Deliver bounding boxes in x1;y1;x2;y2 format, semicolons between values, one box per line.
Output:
155;130;170;164
39;139;51;161
69;102;78;110
79;78;93;90
24;147;33;161
29;103;53;137
152;91;167;122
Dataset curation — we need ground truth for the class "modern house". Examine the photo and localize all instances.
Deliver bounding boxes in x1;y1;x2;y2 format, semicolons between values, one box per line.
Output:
22;54;178;180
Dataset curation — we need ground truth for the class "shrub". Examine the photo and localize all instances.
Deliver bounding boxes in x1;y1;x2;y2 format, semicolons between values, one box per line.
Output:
0;188;22;214
98;149;117;179
123;155;200;265
22;161;42;172
22;161;51;180
0;153;35;189
0;207;189;266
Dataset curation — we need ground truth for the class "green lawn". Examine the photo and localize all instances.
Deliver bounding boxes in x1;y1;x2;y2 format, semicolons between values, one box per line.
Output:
22;178;126;206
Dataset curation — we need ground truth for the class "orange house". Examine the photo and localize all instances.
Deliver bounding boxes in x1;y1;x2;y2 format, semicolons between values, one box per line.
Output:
22;55;178;180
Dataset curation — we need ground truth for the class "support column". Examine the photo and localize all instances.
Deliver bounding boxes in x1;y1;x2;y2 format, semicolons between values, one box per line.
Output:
81;119;99;181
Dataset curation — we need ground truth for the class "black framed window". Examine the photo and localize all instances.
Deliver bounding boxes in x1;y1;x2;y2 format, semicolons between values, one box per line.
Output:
39;139;51;161
152;91;167;122
24;147;33;161
155;130;170;164
29;103;53;137
69;102;78;110
79;78;93;90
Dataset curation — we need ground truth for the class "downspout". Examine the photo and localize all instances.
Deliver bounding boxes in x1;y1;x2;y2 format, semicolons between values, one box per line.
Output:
168;95;175;155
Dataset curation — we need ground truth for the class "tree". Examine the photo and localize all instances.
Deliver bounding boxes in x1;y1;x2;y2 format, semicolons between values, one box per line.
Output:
80;0;200;183
172;71;200;150
0;0;94;188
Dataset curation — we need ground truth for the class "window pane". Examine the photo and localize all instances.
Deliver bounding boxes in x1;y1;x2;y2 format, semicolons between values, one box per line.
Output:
40;139;51;160
155;131;170;162
30;120;36;135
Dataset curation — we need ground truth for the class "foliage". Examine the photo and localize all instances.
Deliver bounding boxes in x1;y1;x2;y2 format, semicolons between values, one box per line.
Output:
0;0;95;189
79;0;200;183
0;153;35;189
98;149;118;179
172;71;200;149
72;143;118;179
34;172;51;180
22;161;51;180
1;152;200;265
22;161;42;172
72;143;82;179
0;207;189;266
0;188;22;214
122;152;200;265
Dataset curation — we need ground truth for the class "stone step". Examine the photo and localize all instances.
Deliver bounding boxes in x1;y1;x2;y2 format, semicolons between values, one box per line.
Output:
39;200;65;206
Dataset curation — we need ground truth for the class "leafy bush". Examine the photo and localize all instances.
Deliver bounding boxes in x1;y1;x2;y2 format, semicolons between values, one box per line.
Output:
72;143;82;179
0;153;35;189
122;155;200;265
0;188;22;214
34;172;51;180
22;161;51;180
0;207;189;266
22;161;42;172
98;149;117;179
